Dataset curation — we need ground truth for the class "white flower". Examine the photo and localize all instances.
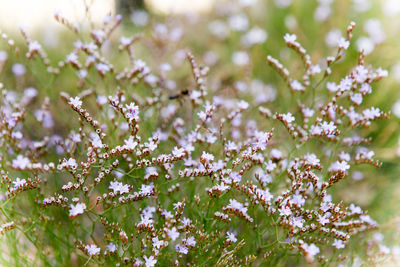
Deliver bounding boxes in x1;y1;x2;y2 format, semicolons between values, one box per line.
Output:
303;243;320;257
126;103;140;120
152;236;165;250
237;100;249;110
85;244;100;256
124;136;138;150
201;152;214;162
167;227;179;241
109;181;129;194
68;96;82;109
291;194;305;206
326;82;338;92
143;255;157;267
120;36;132;46
226;231;237;243
28;40;42;52
284;33;297;43
337;37;350;49
96;63;110;74
290;80;305;91
106;243;116;252
12;177;26;188
351;93;363;105
12;155;30;170
172;147;185;158
90;133;103;148
139;183;154;195
318;214;330;225
185;236;196;247
349;203;362;214
176;245;189;254
281;112;295;123
279;206;292;216
69;203;86;217
329;161;350;172
291;216;304;228
304;153;320;165
333;239;345;249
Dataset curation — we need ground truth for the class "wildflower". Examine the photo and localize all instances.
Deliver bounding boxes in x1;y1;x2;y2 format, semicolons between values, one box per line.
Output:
143;255;157;267
226;232;237;243
106;243;116;253
172;147;185;158
85;244;100;256
176;245;189;254
318;214;330;225
109;181;129;194
96;63;110;75
303;243;320;257
90;133;103;149
12;155;30;170
284;33;297;43
281;112;295;123
290;80;304;91
329;161;350;172
291;194;305;206
237;100;249;110
279;206;292;216
124;136;138;150
333;239;345;249
337;37;350;49
69;203;86;217
152;236;165;250
326;82;338;92
350;93;363;105
291;216;304;228
304;153;320;165
185;236;196;247
68;96;82;109
201;152;214;162
167;227;179;241
12;178;26;188
139;183;154;195
126;102;139;120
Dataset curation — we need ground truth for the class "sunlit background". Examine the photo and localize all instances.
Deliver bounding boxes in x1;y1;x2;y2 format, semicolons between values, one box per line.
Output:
0;0;218;32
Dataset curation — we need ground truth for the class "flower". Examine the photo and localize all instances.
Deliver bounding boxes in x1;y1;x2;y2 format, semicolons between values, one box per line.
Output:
106;243;116;252
143;255;157;267
69;203;86;217
303;243;320;257
167;227;179;241
333;239;345;249
226;231;237;243
12;177;26;188
281;112;295;123
85;244;100;256
176;245;189;254
337;37;350;49
284;33;297;43
68;96;82;109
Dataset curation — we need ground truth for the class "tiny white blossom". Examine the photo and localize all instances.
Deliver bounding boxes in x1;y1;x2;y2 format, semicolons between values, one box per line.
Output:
69;203;86;217
68;96;82;109
85;244;100;256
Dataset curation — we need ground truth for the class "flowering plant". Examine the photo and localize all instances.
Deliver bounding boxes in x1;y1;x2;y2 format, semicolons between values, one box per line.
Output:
0;2;397;266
